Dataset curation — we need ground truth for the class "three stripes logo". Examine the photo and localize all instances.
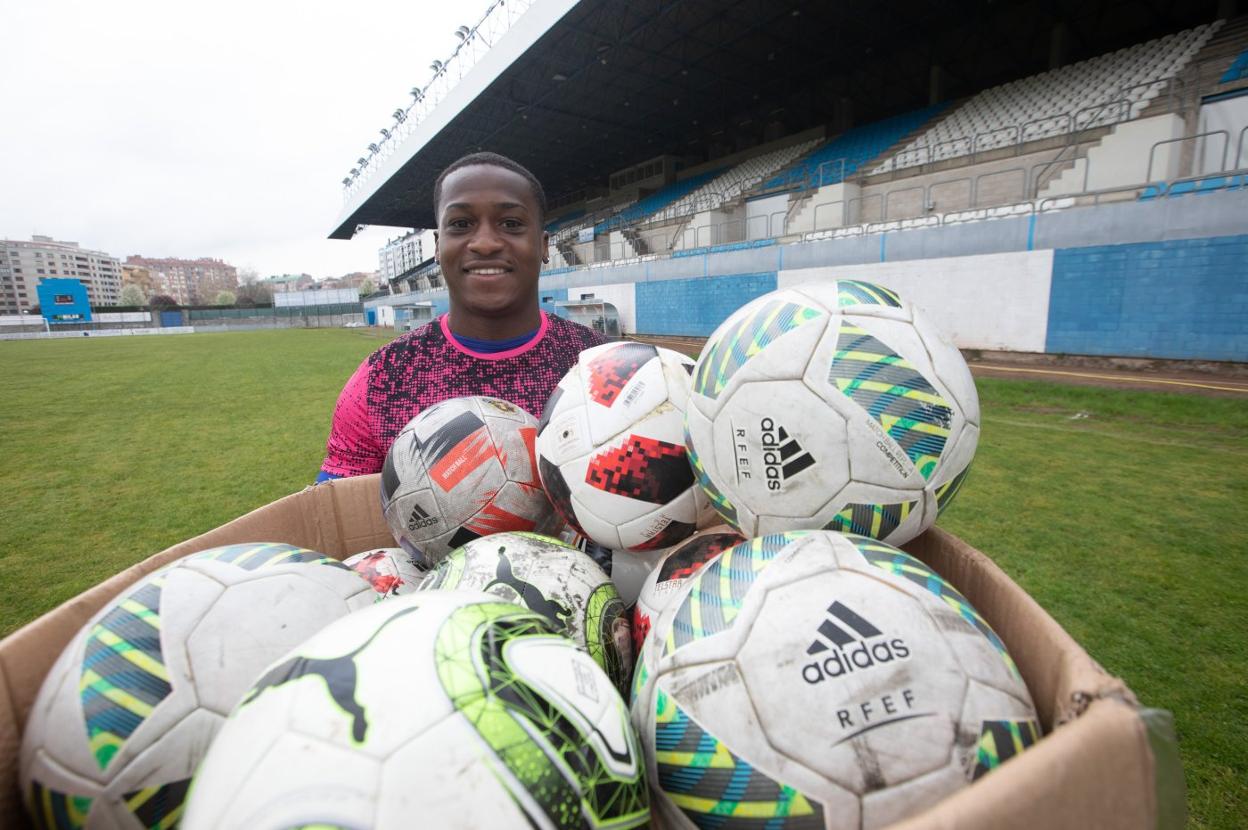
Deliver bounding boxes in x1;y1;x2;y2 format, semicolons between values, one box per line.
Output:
406;502;439;532
801;600;911;685
759;417;815;491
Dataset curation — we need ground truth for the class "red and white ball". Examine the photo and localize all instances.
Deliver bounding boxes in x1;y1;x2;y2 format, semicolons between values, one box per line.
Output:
537;342;709;552
342;548;428;602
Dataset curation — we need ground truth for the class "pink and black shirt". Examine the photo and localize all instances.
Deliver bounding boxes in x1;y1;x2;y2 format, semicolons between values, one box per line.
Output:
321;312;605;478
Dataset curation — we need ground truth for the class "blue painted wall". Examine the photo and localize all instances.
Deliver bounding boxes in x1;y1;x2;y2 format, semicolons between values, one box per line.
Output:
36;278;92;324
635;272;777;335
1047;235;1248;361
540;290;569;318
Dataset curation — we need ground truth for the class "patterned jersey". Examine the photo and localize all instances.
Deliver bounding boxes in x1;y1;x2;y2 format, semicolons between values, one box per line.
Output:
322;311;605;477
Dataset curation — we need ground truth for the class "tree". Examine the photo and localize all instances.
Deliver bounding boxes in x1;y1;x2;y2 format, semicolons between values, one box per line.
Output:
149;294;178;309
359;279;377;297
238;267;260;285
236;280;273;306
119;284;146;307
213;291;237;306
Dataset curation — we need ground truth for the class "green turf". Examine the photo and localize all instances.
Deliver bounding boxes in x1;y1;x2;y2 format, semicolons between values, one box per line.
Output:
938;378;1247;830
0;329;395;638
0;330;1243;827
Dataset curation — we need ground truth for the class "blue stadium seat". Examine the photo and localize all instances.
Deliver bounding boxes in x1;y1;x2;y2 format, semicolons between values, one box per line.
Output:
595;169;724;233
1220;50;1248;83
763;104;949;192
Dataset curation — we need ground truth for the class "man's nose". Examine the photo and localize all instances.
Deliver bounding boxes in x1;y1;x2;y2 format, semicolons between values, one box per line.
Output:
468;225;504;254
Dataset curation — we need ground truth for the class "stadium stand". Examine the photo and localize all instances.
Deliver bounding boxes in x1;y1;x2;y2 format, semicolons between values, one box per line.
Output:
650;138;821;222
353;2;1248;365
872;22;1221;175
594;169;724;234
765;107;949;191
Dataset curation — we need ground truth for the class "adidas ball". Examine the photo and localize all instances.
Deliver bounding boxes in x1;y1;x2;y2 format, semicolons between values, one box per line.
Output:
342;548;428;602
381;395;561;565
181;592;650;829
630;531;1038;830
20;543;372;830
537;342;710;552
685;280;978;545
631;526;744;653
419;532;634;691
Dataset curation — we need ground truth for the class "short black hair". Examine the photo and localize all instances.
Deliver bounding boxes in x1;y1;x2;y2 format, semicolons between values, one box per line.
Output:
432;152;547;223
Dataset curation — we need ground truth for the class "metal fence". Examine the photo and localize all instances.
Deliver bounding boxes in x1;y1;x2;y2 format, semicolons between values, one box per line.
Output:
187;304;364;329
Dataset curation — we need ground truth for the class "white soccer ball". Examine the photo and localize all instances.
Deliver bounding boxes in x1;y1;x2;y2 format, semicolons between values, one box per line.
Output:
20;543;372;830
537;342;710;552
630;531;1038;830
685;280;978;545
381;395;561;565
342;547;428;602
419;532;634;691
181;591;650;829
631;526;744;654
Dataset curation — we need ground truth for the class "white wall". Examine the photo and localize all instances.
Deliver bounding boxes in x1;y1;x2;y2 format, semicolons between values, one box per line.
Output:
568;282;636;334
94;312;152;323
745;193;788;240
778;249;1054;352
1092;114;1185;187
1198;96;1248;174
791;182;861;233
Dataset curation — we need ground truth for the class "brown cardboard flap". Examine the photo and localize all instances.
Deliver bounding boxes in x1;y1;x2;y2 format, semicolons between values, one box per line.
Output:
892;698;1154;830
902;527;1135;728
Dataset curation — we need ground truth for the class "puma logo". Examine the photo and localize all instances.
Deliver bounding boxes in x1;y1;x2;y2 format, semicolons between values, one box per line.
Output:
240;605;421;743
484;548;571;631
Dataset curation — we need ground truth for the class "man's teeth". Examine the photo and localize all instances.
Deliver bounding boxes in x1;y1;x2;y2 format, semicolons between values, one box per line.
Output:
468;268;506;275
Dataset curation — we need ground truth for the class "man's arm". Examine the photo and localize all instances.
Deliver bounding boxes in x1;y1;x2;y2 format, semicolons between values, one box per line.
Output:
318;359;384;481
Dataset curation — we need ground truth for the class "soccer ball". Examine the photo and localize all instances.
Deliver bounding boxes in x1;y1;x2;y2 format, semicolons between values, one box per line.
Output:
20;543;372;830
181;592;650;829
419;532;633;691
630;531;1038;830
685;280;978;545
342;547;428;602
537;341;710;552
381;395;561;565
631;526;744;653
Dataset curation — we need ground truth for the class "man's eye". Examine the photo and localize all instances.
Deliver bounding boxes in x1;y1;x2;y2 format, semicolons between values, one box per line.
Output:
447;219;471;230
502;219;524;230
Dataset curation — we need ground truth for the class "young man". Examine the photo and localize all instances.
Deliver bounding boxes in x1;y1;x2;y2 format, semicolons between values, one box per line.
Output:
318;152;604;481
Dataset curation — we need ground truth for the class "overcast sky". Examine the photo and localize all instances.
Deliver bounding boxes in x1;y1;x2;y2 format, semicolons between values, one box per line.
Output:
0;0;497;278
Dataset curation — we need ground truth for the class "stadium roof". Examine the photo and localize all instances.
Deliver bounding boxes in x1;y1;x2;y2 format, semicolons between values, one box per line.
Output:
329;0;1220;238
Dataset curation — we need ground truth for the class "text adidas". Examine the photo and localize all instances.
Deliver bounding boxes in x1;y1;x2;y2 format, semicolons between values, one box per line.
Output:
802;637;912;684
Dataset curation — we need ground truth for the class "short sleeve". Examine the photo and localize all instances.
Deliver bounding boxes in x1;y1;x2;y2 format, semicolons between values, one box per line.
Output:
321;358;383;477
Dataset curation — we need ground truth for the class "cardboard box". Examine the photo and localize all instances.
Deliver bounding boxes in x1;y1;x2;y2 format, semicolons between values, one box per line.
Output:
0;475;1183;828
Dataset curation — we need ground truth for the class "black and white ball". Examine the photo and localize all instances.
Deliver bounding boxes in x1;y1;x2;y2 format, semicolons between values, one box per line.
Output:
20;544;372;830
420;532;633;691
631;531;1038;829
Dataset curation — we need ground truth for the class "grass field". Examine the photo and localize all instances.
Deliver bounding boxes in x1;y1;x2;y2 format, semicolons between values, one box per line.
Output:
1;328;1244;827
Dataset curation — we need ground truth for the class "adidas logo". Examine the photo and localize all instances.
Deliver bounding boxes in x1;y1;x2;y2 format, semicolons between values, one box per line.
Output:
760;417;815;491
406;503;439;532
801;601;911;685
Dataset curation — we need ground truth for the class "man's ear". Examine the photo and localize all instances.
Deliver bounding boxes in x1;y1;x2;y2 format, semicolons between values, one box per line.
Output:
541;231;550;263
433;231;440;262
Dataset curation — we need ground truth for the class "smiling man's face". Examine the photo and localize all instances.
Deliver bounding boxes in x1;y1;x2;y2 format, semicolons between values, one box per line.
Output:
434;163;548;339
